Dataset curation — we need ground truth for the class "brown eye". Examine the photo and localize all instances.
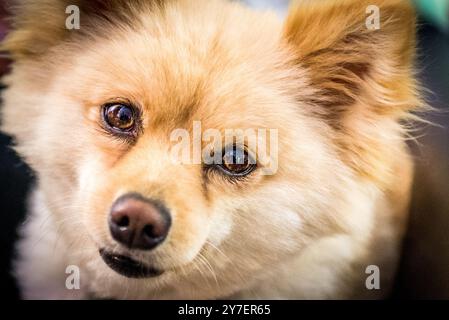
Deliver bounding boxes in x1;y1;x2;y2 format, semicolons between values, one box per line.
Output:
219;147;256;176
103;103;136;132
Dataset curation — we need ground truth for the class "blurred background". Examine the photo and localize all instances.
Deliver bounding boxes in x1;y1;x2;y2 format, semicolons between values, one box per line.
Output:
0;0;448;299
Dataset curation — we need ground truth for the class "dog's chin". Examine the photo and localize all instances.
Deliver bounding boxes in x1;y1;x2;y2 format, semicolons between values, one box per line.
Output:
99;249;164;279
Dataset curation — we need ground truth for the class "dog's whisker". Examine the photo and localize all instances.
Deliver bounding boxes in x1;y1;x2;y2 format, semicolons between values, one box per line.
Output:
197;253;219;288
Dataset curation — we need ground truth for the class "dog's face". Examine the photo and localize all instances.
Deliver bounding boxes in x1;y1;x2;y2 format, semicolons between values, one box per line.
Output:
1;0;418;298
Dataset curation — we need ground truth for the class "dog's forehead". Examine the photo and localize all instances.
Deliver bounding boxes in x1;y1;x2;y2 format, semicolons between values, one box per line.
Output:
73;10;290;130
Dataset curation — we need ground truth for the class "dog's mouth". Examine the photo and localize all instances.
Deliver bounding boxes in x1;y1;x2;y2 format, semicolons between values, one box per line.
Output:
99;249;164;278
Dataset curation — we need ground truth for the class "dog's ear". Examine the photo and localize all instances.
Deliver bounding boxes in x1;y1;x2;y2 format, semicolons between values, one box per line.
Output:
2;0;160;59
284;0;423;185
284;0;420;121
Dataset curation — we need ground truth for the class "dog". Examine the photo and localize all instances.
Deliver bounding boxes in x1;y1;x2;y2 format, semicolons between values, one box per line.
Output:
0;0;422;299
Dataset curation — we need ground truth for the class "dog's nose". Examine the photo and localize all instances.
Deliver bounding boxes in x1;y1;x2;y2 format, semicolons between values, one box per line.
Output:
108;193;171;250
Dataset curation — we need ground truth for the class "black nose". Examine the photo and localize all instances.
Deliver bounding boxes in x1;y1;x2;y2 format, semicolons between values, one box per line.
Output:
108;193;171;250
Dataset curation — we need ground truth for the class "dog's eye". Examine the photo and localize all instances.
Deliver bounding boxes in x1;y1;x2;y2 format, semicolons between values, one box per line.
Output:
103;103;136;132
218;147;256;176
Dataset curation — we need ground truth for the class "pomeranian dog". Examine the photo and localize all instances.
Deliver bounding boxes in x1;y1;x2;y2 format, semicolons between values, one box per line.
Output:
1;0;421;299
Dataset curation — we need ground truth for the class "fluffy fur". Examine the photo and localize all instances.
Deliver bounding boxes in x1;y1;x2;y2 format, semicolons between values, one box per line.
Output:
1;0;421;299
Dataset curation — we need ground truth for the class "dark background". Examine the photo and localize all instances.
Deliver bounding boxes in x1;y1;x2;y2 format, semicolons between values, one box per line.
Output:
0;3;448;299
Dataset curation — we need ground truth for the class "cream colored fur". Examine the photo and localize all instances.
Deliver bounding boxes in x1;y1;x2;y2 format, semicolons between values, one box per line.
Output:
1;0;419;299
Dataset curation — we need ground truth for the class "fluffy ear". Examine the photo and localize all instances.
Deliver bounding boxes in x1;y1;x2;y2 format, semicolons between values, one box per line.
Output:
1;0;159;59
284;0;420;122
284;0;423;185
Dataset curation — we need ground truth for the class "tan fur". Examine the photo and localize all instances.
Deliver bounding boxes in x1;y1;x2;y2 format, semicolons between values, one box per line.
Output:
1;0;421;299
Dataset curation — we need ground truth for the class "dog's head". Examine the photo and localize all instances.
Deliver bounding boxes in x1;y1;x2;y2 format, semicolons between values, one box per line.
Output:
1;0;419;298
